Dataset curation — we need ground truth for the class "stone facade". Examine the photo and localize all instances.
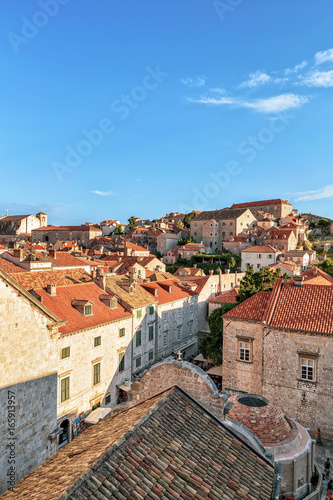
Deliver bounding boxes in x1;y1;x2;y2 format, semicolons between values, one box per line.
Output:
223;318;333;440
154;296;198;360
31;225;102;245
57;316;133;432
0;271;59;494
129;360;225;420
191;208;256;250
231;199;293;219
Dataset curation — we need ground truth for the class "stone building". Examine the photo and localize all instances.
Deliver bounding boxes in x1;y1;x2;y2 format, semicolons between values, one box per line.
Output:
241;244;279;271
230;198;293;219
190;207;256;250
0;269;60;494
259;227;298;252
31;224;102;245
222;278;333;440
0;213;47;242
141;280;199;359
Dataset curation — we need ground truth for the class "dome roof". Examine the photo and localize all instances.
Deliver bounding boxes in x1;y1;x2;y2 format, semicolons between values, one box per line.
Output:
227;394;293;446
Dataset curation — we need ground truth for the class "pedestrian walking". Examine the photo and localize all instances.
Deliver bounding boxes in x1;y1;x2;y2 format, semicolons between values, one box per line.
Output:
325;458;331;480
316;428;323;446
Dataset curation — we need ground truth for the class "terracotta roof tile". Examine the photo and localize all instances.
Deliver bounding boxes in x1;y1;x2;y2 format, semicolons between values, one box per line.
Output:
0;388;275;500
209;288;239;304
231;198;292;208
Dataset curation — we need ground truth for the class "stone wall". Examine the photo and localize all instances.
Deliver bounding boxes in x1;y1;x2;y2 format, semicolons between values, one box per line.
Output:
223;319;263;395
129;360;225;420
0;376;58;495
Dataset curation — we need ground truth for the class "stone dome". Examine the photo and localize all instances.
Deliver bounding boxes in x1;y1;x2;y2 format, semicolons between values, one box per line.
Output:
227;394;293;446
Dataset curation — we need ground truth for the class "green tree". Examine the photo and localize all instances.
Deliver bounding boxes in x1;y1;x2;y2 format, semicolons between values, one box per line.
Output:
237;265;289;303
318;218;330;227
319;258;333;277
128;216;136;228
183;211;198;228
199;303;236;365
113;225;123;235
176;221;184;232
178;236;194;246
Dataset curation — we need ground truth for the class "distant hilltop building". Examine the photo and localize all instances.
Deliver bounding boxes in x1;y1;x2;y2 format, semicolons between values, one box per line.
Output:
0;212;47;242
230;198;293;219
31;224;102;245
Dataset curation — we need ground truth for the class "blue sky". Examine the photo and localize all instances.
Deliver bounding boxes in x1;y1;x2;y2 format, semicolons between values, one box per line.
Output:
1;0;333;224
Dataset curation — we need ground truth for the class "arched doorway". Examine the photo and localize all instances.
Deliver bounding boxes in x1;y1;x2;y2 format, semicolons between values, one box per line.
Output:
59;419;70;448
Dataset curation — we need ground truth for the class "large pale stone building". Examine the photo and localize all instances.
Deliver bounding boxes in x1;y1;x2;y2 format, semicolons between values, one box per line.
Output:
190;207;256;251
31;224;102;245
0;213;47;242
230;198;293;219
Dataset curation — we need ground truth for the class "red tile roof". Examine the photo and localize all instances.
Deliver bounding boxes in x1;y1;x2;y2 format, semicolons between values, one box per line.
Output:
242;245;278;253
223;291;272;321
35;282;131;334
9;268;93;289
209;288;239;304
225;280;333;334
141;279;198;305
0;258;28;274
231;199;292;208
32;225;101;231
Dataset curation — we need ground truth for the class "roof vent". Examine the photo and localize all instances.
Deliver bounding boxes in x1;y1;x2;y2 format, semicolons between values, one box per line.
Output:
238;395;268;407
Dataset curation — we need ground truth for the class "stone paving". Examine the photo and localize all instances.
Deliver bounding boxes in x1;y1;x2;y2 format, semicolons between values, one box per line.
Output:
314;438;333;499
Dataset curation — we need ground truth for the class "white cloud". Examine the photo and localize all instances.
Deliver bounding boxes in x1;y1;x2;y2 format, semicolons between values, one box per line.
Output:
91;190;115;196
238;71;271;88
188;93;308;114
284;60;308;75
294;185;333;202
298;69;333;87
273;77;289;85
315;48;333;65
181;76;206;88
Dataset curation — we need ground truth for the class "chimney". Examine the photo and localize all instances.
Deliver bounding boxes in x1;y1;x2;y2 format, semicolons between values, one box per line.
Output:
13;249;23;260
294;275;304;288
312;267;317;276
129;266;138;281
225;269;230;275
209;270;213;276
49;249;57;258
193;264;197;268
46;284;56;296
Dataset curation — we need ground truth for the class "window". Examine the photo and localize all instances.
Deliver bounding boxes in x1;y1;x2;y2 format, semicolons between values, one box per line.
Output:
94;336;101;347
137;309;142;319
163;312;168;323
258;254;261;259
222;231;225;236
177;327;181;342
189;303;193;314
119;328;125;337
239;341;251;362
84;304;92;316
61;347;70;359
229;232;233;236
138;269;141;276
210;233;213;237
189;322;193;336
105;394;111;405
93;363;101;385
110;298;117;309
149;350;154;361
136;357;141;368
178;308;181;319
136;330;142;347
61;377;70;402
257;264;261;269
268;254;272;259
300;357;315;381
119;352;125;372
149;306;154;315
149;325;154;341
163;334;167;348
194;232;197;236
230;222;232;226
